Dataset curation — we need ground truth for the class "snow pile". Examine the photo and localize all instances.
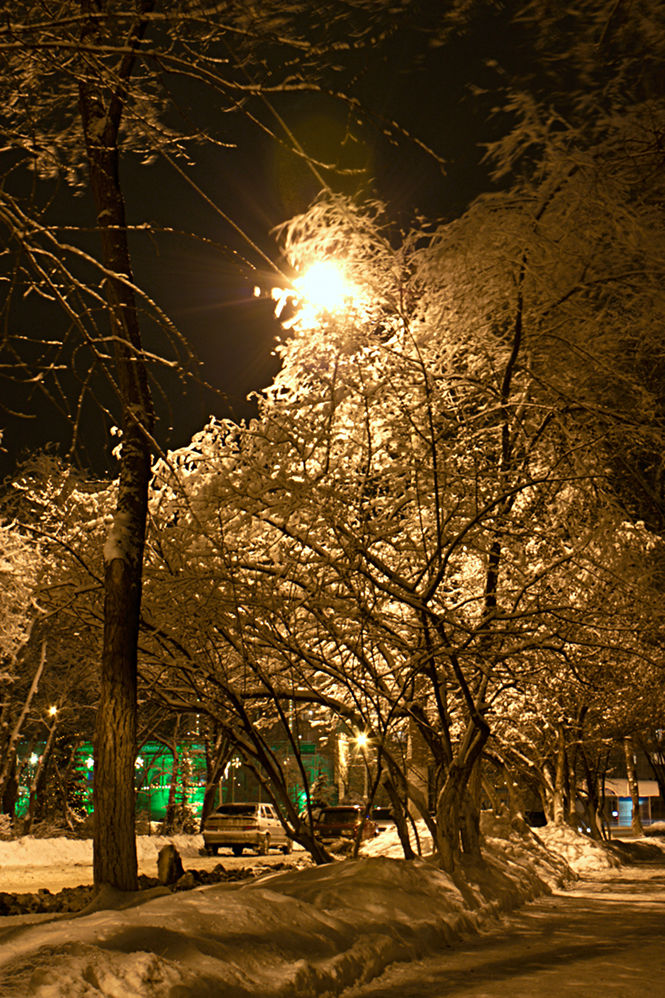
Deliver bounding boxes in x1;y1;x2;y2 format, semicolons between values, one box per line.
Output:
0;854;532;998
361;821;433;860
0;833;206;869
0;835;93;868
534;823;622;875
0;822;628;998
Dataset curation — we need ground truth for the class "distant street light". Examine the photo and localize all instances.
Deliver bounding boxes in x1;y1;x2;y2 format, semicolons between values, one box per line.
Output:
355;732;370;798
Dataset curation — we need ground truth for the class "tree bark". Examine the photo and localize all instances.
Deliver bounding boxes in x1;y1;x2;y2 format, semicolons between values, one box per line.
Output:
0;641;47;804
640;732;665;802
551;726;567;825
78;0;156;891
164;719;181;832
200;732;233;830
459;758;482;860
434;724;488;874
22;718;58;833
624;735;644;836
382;770;416;860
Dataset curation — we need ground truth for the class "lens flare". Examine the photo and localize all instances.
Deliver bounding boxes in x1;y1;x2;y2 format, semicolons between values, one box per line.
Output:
293;261;351;311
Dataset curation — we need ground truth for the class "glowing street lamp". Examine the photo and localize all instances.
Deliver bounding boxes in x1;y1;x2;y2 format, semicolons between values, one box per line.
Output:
266;258;364;327
292;261;354;312
48;705;58;717
355;732;370;798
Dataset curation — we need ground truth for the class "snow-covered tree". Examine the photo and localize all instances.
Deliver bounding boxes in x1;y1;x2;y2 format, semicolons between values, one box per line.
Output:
0;0;413;887
0;514;44;813
134;171;661;873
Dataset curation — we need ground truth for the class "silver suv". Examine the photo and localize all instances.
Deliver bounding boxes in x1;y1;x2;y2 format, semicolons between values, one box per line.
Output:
203;802;292;856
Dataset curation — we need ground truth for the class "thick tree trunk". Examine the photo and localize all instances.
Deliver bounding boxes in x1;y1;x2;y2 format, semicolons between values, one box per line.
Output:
94;555;143;889
551;726;567;825
504;766;528;820
78;2;155;890
435;767;465;874
459;759;482;860
434;726;488;874
624;736;644;837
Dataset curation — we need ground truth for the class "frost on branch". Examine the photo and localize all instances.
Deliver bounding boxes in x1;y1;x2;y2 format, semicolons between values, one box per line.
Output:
0;521;42;667
103;511;133;565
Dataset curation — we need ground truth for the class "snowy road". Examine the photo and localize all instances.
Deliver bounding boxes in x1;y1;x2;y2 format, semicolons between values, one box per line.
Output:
344;865;665;997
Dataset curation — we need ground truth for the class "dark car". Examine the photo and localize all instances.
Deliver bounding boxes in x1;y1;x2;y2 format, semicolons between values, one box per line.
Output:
315;805;378;842
298;805;325;826
370;806;395;832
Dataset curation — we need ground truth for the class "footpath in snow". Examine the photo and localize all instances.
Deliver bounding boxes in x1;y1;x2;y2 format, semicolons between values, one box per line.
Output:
346;865;665;997
0;819;663;997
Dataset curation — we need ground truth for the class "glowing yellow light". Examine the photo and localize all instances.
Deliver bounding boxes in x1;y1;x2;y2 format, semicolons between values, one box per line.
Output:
269;258;366;328
48;705;58;717
356;732;369;749
293;261;353;312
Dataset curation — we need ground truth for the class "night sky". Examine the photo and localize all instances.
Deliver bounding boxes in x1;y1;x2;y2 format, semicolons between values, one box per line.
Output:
0;6;526;479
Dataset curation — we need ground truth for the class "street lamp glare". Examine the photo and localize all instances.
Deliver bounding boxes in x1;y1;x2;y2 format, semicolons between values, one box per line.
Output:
356;732;369;748
48;705;58;717
293;260;352;312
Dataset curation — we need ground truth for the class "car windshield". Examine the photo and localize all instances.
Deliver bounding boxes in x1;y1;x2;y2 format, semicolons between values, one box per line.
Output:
214;805;256;817
321;808;359;823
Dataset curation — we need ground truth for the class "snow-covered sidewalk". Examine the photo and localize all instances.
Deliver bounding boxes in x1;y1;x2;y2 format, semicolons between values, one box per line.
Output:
0;822;662;997
345;863;665;996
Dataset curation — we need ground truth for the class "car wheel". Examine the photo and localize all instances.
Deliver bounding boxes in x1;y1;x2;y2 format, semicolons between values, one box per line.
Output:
258;833;270;855
231;845;244;857
207;844;219;856
282;838;293;854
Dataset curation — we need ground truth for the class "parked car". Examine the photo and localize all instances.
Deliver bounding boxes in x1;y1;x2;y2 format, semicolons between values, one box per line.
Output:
203;802;292;856
315;805;379;842
298;805;325;826
370;806;395;832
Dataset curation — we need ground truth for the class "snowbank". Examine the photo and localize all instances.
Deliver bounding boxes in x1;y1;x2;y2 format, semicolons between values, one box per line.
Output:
0;833;205;869
0;821;646;998
534;823;623;875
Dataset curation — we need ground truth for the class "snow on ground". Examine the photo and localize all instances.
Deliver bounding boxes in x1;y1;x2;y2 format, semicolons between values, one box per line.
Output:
535;822;622;874
0;821;662;998
0;833;205;870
